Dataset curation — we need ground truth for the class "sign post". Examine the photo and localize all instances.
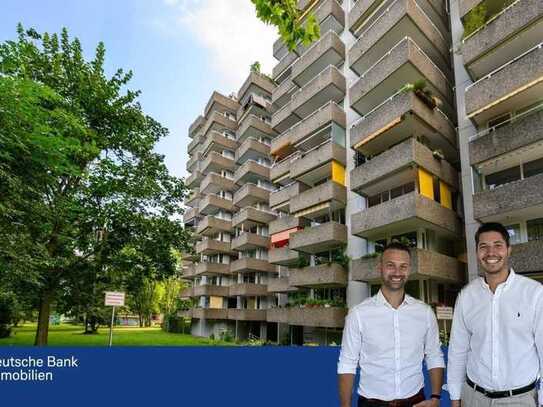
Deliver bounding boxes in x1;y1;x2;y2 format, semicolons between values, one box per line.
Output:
105;291;125;347
435;306;453;342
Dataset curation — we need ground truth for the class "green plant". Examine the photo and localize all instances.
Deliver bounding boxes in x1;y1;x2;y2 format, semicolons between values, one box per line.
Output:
250;61;261;73
333;250;350;269
0;292;18;338
295;255;310;269
463;3;487;38
439;329;450;346
219;330;234;343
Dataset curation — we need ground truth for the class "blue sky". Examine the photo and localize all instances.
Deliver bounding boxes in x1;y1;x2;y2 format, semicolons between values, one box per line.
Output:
0;0;276;179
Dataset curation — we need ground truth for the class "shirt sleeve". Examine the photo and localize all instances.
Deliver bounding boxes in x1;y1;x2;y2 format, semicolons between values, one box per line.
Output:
337;308;362;374
424;305;445;370
534;288;543;406
447;290;470;401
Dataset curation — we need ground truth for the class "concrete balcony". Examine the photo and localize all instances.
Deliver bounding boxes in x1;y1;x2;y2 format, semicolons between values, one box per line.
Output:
271;155;295;183
290;181;347;219
199;194;234;215
473;173;543;222
196;216;232;237
272;51;298;82
289;101;346;148
230;258;276;274
270;215;307;235
193;308;228;320
193;262;231;277
193;285;230;297
510;240;543;274
350;37;454;118
186;151;202;173
185;190;201;208
186;171;204;189
201;151;236;175
188;133;203;154
459;0;484;18
266;308;289;323
290;221;348;253
233;183;270;208
291;31;345;88
351;191;461;239
183;207;198;226
229;283;268;297
189;115;205;138
234;160;270;185
195;240;236;256
201;131;238;157
181;263;197;279
351;248;464;283
236;137;271;165
350;91;457;162
201;111;238;138
271;100;301;134
470;107;543;166
236;115;276;145
312;0;346;34
462;0;543;79
270;182;311;211
350;0;450;78
199;172;236;195
350;138;458;197
289;263;347;287
232;207;277;228
177;309;193;318
180;287;193;298
269;247;300;266
465;42;543;125
272;77;297;111
288;307;347;328
267;278;298;294
290;142;347;185
228;309;267;321
291;66;346;119
237;72;275;102
231;232;270;251
204;91;240;117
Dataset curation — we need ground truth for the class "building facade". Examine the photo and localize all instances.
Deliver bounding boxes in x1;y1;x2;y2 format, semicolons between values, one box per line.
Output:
181;0;543;344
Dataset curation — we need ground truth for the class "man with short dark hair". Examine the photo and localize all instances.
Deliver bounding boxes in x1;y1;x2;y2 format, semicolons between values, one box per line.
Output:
448;222;543;407
338;242;444;407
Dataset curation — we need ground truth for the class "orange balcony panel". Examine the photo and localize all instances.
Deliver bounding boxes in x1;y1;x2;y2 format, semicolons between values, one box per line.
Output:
271;227;301;244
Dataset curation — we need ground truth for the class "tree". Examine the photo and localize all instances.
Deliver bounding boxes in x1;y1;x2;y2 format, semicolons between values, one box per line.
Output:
0;25;192;345
251;0;320;51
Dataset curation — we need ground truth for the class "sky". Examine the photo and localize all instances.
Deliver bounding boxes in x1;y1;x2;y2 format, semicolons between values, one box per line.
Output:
0;0;277;179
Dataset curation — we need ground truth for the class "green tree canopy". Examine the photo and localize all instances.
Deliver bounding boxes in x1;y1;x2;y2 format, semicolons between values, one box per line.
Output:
0;25;191;345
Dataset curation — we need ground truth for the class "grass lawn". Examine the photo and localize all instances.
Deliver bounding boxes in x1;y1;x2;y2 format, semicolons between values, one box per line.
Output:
0;323;234;346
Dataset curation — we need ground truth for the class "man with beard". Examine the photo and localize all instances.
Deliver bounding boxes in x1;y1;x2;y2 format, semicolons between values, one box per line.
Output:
338;242;444;407
448;222;543;407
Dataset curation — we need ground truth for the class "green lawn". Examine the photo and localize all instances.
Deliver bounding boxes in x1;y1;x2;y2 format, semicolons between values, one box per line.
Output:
0;324;234;346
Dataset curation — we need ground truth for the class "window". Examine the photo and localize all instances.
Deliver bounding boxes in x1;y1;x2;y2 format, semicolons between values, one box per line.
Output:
374;239;387;253
485;166;521;189
523;157;543;178
505;224;522;245
527;218;543;241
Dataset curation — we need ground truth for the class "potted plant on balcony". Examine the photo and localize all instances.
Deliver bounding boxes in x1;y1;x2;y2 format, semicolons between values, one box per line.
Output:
400;80;441;110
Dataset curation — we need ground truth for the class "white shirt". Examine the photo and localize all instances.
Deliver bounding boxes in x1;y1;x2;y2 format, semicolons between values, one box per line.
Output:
447;270;543;405
337;290;445;400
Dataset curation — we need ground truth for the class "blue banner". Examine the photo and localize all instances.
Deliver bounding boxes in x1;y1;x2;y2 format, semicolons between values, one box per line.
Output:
0;347;451;406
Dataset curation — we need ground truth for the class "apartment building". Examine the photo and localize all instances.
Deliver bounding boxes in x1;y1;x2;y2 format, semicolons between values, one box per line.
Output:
181;72;279;340
181;0;542;345
450;0;543;281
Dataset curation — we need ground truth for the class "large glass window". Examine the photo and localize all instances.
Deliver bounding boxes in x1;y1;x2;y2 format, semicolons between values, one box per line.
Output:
527;218;543;241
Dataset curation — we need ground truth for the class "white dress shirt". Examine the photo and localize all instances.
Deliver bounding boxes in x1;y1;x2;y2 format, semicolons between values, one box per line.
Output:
338;290;445;400
447;270;543;405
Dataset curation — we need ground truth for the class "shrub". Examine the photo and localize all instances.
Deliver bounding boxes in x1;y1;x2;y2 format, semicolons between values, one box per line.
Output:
463;3;487;38
0;292;18;338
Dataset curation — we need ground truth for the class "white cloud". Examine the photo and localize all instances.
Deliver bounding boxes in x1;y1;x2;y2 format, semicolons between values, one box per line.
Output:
169;0;277;92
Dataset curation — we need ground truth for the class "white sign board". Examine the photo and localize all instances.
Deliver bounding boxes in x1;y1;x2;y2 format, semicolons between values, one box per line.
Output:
436;306;453;320
105;291;125;307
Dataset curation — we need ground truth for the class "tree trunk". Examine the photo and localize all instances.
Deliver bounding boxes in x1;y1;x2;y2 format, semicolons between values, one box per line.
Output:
34;291;51;346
